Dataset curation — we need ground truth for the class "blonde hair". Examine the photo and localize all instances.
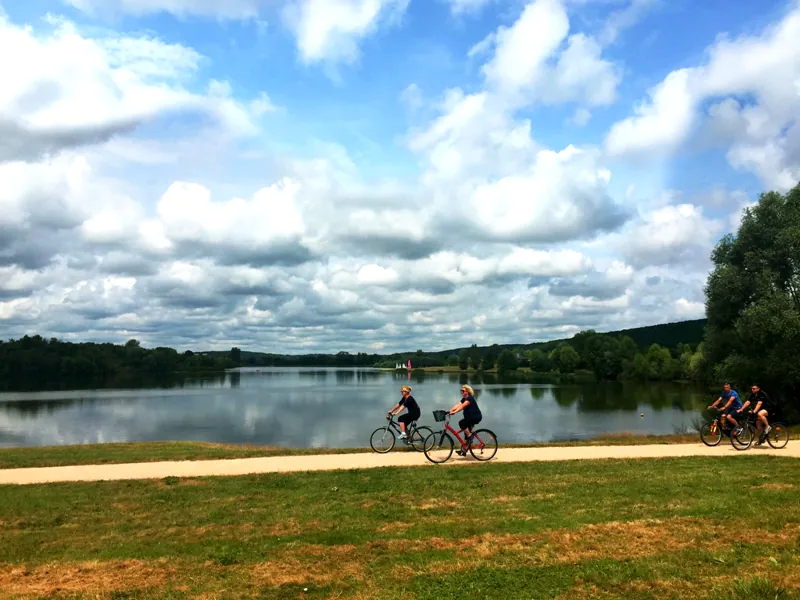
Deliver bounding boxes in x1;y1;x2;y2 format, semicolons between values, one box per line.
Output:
401;385;412;393
461;385;474;396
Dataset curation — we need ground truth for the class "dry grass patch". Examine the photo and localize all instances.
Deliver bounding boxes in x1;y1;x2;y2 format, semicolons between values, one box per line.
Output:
0;559;175;597
490;495;522;503
400;517;800;577
752;483;795;490
377;522;413;533
415;498;460;510
250;544;365;586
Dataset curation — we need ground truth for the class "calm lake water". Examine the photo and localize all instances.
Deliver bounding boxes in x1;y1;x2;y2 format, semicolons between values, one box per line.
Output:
0;368;710;448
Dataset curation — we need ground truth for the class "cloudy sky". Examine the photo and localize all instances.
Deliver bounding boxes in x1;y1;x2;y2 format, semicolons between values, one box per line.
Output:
1;0;799;354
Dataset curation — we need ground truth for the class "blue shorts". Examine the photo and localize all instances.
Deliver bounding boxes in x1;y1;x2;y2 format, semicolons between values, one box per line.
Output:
723;405;742;416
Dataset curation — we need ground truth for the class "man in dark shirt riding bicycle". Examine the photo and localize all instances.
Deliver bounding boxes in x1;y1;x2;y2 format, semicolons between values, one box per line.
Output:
740;384;774;444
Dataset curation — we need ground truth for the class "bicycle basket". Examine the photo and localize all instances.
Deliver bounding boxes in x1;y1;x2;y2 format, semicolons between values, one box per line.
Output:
433;410;448;422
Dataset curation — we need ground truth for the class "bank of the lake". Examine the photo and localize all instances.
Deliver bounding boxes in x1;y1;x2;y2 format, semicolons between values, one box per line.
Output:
0;456;798;599
0;434;725;470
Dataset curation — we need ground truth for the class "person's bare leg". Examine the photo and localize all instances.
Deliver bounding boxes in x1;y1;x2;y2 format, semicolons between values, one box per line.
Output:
760;411;771;438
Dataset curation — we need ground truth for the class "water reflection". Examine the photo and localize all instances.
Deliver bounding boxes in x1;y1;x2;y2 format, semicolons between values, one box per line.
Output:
552;386;581;408
0;368;709;449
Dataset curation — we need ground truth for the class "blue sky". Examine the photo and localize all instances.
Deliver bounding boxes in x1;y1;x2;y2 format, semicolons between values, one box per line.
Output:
1;0;799;352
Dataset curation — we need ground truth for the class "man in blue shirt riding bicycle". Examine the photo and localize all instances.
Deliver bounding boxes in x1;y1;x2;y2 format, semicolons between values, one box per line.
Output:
707;383;743;434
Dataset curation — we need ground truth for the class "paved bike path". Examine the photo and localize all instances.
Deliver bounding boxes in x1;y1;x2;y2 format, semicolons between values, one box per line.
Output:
1;443;798;485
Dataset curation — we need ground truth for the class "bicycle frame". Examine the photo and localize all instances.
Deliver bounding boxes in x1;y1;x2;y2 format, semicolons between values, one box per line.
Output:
709;408;736;436
439;414;488;451
386;414;418;435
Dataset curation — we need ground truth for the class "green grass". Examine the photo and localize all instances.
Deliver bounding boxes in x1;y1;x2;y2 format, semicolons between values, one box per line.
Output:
1;456;799;598
0;433;744;470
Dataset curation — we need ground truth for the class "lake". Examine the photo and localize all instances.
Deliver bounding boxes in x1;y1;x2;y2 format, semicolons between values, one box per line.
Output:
0;367;710;448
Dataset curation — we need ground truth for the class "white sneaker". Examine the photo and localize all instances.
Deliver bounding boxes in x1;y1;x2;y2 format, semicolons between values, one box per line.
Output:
765;426;772;435
400;432;407;438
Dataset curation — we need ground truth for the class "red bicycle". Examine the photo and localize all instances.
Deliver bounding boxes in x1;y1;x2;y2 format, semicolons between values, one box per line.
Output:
423;410;498;463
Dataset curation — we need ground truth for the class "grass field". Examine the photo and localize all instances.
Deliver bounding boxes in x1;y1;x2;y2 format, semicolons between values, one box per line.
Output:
1;455;799;599
0;434;736;470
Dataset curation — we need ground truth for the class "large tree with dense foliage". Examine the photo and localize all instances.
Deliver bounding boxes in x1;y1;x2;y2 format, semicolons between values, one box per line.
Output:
703;183;800;422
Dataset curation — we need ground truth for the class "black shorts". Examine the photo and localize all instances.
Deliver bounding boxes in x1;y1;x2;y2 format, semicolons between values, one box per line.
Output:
399;412;420;425
459;415;481;431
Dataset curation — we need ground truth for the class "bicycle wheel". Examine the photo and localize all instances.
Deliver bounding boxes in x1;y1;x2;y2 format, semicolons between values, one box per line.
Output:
731;425;753;451
410;426;433;452
423;431;454;464
370;427;395;453
700;421;722;447
766;423;790;449
468;429;498;461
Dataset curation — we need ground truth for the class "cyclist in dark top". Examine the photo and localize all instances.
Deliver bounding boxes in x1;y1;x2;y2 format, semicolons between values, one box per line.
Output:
740;384;774;444
708;383;743;434
449;384;482;456
388;385;421;441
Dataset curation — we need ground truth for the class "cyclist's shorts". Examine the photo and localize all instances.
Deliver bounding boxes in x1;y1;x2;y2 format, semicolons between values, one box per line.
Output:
399;411;420;425
723;405;742;416
459;416;481;431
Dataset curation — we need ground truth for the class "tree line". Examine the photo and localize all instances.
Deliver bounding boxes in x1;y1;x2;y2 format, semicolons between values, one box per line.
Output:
376;331;705;383
0;337;236;389
0;328;702;389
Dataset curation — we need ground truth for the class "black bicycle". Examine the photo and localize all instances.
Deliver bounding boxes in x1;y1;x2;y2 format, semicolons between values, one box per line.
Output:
731;409;791;451
370;413;433;453
730;410;757;451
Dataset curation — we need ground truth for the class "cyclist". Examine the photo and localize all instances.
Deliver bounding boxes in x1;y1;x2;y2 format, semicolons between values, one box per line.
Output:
740;384;773;444
707;383;743;434
449;384;482;456
388;385;420;442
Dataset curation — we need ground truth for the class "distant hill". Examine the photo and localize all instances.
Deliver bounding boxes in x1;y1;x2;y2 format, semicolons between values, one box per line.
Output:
426;318;708;358
608;319;707;350
199;318;707;362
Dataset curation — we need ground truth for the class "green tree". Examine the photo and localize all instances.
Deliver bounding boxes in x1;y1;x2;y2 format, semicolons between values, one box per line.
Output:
445;354;459;367
482;344;500;370
646;344;675;380
229;347;242;365
623;353;651;380
527;349;551;372
468;344;481;371
703;183;800;422
688;343;706;381
497;349;519;372
459;349;469;371
549;343;579;373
